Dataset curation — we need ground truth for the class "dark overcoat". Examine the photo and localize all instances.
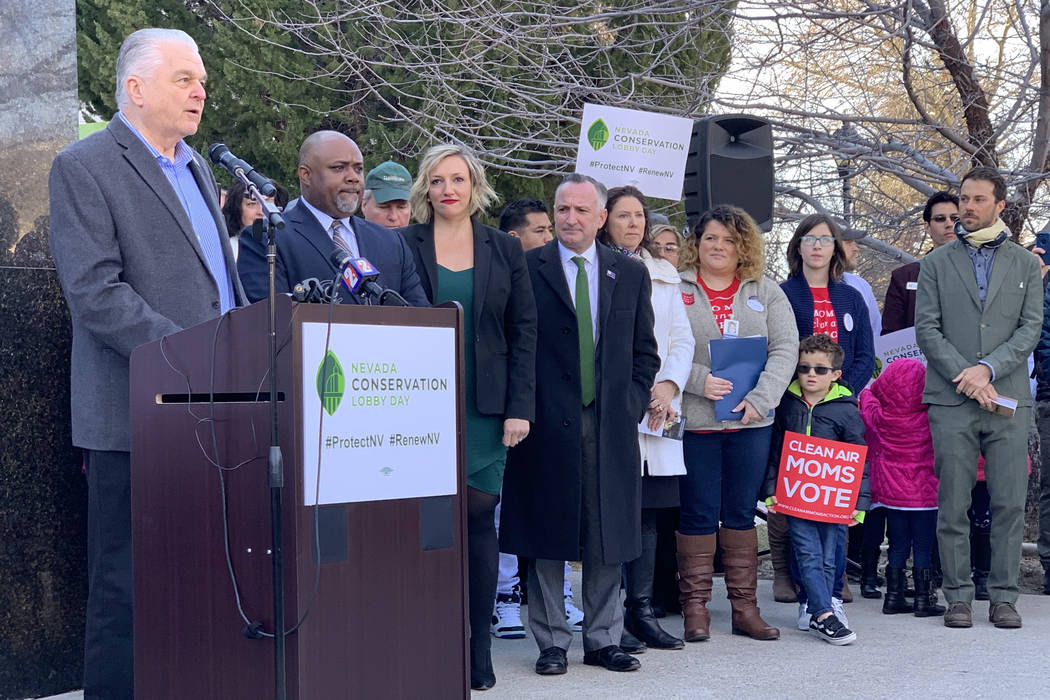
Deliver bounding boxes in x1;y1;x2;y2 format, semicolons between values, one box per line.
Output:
499;240;659;565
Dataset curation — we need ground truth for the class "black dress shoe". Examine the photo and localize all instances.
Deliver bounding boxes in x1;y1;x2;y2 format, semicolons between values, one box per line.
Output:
582;645;640;672
535;646;567;675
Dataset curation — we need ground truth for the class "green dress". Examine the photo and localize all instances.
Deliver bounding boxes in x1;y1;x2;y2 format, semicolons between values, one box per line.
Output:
435;266;507;495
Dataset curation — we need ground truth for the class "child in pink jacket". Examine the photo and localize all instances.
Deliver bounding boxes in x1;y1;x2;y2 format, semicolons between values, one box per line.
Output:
859;359;944;618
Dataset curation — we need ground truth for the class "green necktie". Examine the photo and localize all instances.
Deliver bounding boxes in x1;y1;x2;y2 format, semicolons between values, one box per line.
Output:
572;256;595;406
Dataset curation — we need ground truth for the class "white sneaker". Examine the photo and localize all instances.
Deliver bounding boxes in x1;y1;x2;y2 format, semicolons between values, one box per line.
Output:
832;597;849;628
564;596;584;632
491;590;526;639
797;602;810;631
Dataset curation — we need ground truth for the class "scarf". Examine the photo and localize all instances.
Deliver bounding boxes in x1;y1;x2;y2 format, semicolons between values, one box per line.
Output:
960;217;1009;248
610;243;643;260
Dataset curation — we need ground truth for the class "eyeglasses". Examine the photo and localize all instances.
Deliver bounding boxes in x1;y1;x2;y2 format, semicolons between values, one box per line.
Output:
800;235;835;248
655;243;680;253
930;214;960;223
797;364;839;375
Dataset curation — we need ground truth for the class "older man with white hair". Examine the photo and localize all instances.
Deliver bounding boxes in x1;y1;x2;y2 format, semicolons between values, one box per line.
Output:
48;28;244;699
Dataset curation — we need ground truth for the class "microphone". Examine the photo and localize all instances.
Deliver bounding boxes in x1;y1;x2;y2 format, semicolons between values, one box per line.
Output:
329;249;409;306
208;143;277;197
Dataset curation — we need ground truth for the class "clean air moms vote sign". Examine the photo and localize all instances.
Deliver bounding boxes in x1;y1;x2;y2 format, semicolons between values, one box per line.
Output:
576;103;693;201
774;432;867;524
301;322;456;505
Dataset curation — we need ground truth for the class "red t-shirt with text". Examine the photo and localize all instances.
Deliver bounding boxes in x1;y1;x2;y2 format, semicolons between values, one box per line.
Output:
810;286;838;341
697;277;741;334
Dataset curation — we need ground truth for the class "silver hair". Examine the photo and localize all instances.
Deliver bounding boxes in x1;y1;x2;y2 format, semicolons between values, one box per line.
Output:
115;28;199;110
557;173;608;209
361;189;374;204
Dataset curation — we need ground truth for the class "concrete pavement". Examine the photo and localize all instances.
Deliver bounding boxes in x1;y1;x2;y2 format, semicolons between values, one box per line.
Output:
38;580;1050;699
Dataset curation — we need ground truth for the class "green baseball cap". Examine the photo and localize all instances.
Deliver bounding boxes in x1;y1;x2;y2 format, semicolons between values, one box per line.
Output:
365;161;412;203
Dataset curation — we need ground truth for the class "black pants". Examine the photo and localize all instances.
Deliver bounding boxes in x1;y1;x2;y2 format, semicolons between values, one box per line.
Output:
84;450;134;700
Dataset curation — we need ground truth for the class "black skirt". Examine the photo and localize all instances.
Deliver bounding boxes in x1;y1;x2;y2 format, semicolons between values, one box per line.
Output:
641;472;680;510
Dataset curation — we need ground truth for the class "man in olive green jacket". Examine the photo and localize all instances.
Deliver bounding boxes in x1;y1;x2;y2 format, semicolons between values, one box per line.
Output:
915;166;1042;630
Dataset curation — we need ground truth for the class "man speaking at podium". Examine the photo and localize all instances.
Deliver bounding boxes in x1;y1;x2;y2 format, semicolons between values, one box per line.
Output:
237;130;428;306
48;29;246;700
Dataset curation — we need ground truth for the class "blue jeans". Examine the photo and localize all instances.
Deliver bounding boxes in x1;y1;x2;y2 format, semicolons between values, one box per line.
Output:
788;516;845;618
887;509;938;568
679;426;772;536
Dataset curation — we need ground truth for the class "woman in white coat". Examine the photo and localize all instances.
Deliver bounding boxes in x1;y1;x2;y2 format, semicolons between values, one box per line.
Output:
598;186;695;651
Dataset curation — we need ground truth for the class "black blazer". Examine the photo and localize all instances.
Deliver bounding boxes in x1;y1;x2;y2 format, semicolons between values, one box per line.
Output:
237;200;429;306
400;220;537;421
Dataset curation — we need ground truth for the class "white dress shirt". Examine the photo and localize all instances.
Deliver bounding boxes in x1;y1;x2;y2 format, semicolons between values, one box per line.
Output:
299;197;359;258
558;240;599;338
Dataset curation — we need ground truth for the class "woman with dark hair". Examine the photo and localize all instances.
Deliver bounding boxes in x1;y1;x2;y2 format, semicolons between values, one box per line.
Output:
399;143;536;691
675;204;798;643
221;178;289;258
597;185;650;257
599;185;693;652
780;214;874;393
775;212;875;629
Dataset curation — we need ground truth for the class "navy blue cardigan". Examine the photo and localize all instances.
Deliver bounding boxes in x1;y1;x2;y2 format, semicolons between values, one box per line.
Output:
779;275;876;391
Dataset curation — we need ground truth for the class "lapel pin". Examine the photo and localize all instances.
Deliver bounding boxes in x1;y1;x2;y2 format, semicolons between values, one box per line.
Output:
606;269;617;279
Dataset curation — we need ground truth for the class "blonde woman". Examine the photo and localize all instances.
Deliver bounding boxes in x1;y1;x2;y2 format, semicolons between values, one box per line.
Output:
399;144;537;690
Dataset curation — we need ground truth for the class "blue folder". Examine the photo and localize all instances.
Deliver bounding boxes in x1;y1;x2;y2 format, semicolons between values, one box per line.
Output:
708;336;768;422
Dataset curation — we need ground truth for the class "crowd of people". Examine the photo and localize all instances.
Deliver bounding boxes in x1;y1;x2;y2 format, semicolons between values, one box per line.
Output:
47;27;1050;699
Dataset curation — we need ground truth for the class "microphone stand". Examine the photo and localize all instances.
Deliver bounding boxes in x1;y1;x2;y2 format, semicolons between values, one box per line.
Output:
245;181;288;700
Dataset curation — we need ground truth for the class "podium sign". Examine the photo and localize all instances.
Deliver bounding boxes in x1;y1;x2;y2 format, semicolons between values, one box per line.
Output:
302;322;457;504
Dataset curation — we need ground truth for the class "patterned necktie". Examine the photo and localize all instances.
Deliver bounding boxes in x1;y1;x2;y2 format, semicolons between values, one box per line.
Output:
572;256;595;406
330;220;357;258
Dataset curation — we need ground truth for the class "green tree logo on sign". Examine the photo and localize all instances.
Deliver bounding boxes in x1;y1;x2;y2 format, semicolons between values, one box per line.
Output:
316;350;345;415
588;119;609;150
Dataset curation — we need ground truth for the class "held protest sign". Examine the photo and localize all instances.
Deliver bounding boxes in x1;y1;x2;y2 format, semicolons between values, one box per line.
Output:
774;431;867;524
575;103;693;201
871;327;925;384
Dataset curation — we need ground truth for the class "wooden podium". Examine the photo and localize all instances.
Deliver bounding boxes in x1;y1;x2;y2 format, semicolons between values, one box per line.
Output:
129;297;467;699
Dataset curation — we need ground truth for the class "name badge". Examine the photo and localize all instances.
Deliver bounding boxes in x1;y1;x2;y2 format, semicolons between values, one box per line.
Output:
843;313;854;332
747;296;764;312
906;281;918;291
723;319;740;338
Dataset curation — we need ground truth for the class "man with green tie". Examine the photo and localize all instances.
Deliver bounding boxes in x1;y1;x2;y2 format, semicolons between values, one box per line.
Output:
499;173;659;675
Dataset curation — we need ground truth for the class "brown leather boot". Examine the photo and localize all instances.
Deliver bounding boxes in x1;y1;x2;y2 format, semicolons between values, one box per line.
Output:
766;512;797;603
720;527;780;640
675;531;715;642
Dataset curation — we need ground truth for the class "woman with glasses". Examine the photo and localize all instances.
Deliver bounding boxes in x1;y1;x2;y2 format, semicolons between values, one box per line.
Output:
780;214;875;392
596;186;694;652
675;205;798;643
648;223;684;269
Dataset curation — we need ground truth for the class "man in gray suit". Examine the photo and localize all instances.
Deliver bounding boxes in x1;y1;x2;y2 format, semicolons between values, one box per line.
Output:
915;166;1041;630
48;28;245;699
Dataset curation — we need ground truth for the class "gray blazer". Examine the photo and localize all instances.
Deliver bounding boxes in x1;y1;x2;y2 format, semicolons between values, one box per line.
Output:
48;117;247;451
915;238;1042;407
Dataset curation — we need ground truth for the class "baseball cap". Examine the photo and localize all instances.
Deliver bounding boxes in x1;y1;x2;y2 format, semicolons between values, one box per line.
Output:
365;161;412;203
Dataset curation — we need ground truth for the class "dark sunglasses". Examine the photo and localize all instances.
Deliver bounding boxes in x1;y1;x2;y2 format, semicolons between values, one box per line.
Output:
797;364;839;375
930;214;960;223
